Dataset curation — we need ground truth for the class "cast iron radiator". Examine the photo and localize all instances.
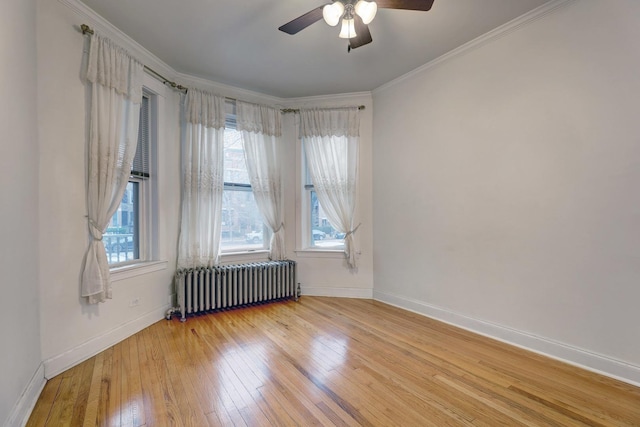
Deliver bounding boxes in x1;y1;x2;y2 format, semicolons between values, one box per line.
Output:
168;260;298;322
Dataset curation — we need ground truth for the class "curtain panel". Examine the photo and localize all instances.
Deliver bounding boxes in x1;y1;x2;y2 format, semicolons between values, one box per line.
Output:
81;34;144;304
177;89;226;269
236;101;286;260
300;108;360;268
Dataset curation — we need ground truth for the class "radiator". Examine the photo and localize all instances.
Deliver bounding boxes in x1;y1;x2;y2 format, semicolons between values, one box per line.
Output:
168;260;298;322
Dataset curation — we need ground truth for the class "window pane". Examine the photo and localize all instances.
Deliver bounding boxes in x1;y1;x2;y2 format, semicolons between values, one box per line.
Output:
221;188;266;251
222;119;269;252
224;127;249;184
132;95;150;177
310;190;345;249
104;181;139;264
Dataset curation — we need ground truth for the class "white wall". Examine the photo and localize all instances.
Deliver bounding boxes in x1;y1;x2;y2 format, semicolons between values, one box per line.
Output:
372;0;640;384
37;0;181;376
0;0;43;424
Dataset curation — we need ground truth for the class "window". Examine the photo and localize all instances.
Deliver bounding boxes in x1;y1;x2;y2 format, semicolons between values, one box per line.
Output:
302;150;345;250
221;111;268;253
105;92;153;265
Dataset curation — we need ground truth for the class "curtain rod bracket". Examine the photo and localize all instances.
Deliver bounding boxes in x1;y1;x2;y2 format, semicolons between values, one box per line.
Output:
80;24;94;35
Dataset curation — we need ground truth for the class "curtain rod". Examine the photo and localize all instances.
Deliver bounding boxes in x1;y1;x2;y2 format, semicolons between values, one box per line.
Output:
80;24;187;92
79;24;365;114
281;106;366;113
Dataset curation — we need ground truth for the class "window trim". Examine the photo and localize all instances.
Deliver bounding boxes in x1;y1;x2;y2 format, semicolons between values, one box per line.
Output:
219;105;270;255
108;83;161;272
111;260;168;282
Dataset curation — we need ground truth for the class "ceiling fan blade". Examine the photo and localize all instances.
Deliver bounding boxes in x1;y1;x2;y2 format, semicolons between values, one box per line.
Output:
278;6;326;35
376;0;434;11
349;15;373;50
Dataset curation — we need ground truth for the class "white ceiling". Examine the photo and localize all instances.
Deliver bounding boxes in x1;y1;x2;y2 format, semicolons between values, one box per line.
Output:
79;0;551;98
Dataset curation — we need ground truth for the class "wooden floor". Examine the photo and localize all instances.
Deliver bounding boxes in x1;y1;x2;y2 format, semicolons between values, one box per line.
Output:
28;297;640;426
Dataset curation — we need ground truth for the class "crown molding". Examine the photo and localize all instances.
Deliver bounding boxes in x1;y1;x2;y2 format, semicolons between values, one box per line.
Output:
279;92;373;115
284;91;372;103
57;0;176;79
57;0;375;108
174;71;285;105
373;0;576;95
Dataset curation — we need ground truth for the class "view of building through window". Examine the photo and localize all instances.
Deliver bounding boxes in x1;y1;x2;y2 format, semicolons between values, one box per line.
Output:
309;190;345;249
104;181;139;263
105;94;150;265
222;126;268;252
304;149;345;249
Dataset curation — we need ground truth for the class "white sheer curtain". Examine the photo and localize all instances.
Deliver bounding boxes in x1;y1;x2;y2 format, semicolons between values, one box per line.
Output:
236;101;285;260
300;108;360;268
177;89;226;269
81;34;144;304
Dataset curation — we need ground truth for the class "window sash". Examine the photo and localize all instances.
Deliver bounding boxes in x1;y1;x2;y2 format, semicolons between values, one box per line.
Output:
220;109;269;253
105;180;140;265
107;90;153;265
132;95;150;178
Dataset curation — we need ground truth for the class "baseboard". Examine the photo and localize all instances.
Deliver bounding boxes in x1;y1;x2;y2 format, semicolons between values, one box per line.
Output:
373;290;640;388
43;304;170;379
4;363;45;427
301;286;373;299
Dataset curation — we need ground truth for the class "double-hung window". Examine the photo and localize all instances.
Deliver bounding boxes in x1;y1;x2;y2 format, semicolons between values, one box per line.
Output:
105;91;154;265
302;149;345;250
221;110;269;253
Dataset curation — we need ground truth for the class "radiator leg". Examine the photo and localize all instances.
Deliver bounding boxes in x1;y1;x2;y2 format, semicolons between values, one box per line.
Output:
165;306;180;320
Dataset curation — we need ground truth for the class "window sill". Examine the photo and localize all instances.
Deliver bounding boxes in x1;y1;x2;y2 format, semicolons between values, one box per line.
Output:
294;249;346;259
110;260;168;282
219;250;271;264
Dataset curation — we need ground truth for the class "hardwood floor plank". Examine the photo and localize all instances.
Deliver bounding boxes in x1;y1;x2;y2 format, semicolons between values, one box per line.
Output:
136;328;164;427
108;340;124;427
205;317;308;425
144;323;186;427
26;376;62;427
159;320;226;427
27;297;640;426
68;358;95;427
124;335;145;427
118;338;133;427
179;318;249;426
97;347;115;427
167;325;233;426
208;311;323;425
81;352;104;427
312;300;568;424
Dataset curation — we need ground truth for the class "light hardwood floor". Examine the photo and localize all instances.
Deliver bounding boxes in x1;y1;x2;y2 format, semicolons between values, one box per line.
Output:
28;297;640;426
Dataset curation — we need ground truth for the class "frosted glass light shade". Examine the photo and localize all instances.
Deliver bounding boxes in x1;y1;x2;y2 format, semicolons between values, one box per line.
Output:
338;18;356;38
355;0;377;25
323;2;345;26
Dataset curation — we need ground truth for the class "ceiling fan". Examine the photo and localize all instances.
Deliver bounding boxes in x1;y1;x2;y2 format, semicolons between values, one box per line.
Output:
278;0;435;52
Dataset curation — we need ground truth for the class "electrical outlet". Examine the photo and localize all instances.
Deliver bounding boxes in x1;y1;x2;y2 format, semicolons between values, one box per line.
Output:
130;297;141;307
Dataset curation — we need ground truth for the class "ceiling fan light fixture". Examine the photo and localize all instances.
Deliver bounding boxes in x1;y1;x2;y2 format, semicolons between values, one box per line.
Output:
338;18;356;39
322;2;345;27
354;0;377;25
